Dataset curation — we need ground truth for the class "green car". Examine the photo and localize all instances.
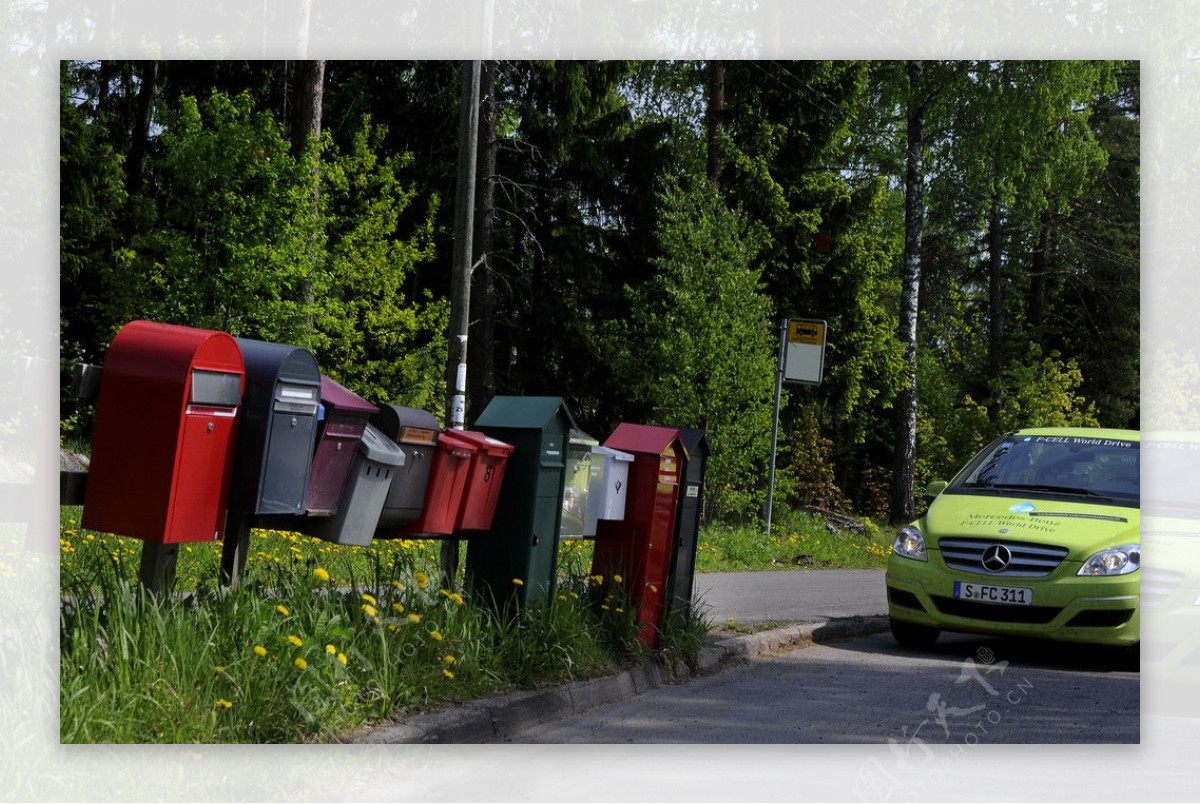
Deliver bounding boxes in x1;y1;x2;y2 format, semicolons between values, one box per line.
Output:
886;427;1140;649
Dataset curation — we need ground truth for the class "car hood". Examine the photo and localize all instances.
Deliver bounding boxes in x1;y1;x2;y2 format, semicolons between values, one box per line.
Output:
923;493;1140;560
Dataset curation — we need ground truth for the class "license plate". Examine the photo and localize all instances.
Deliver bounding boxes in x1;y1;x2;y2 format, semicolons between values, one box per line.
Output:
953;581;1034;606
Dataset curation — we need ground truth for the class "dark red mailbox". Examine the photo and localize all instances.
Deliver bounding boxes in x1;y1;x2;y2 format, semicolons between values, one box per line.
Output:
446;430;514;532
591;422;683;648
82;320;245;544
304;376;378;515
388;429;476;536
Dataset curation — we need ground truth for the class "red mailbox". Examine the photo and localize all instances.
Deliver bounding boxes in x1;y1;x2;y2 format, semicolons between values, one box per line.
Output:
387;429;476;536
304;376;378;514
446;430;514;532
82;320;245;544
591;423;684;648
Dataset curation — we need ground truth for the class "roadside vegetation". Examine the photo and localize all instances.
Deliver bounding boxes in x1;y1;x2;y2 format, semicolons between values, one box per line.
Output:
58;504;885;743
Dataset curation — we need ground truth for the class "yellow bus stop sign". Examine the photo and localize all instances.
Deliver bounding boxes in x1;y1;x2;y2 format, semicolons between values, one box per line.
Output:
784;318;827;384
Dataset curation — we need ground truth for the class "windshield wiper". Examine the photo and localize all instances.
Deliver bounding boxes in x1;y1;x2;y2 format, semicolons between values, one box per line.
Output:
980;483;1100;497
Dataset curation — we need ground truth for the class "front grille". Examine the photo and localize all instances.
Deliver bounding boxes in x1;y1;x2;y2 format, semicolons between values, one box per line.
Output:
930;595;1061;624
938;538;1069;577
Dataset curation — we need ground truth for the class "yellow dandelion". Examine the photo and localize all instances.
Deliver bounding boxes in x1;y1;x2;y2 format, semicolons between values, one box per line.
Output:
569;592;579;600
362;603;378;618
215;698;233;710
214;666;225;675
362;593;377;606
407;613;422;624
448;593;464;605
591;575;604;584
391;580;406;591
276;604;290;617
392;602;405;614
613;574;623;584
443;669;455;679
338;653;347;665
253;645;267;657
313;567;330;582
439;588;451;598
512;578;524;586
415;571;429;589
558;595;567;602
615;608;625;614
601;604;610;611
444;655;457;665
430;630;443;642
287;635;303;647
294;657;308;671
387;624;399;633
325;644;337;655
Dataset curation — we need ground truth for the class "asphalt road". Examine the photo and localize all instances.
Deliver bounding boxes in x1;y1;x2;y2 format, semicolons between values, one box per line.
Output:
693;568;888;625
501;629;1139;745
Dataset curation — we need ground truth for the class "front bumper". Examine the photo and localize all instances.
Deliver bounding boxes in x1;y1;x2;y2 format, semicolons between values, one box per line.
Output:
886;552;1140;646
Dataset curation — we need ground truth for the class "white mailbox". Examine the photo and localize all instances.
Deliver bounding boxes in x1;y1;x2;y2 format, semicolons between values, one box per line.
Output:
584;445;635;536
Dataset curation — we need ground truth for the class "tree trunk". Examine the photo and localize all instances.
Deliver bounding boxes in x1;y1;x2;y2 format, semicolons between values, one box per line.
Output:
987;192;1005;428
468;60;498;414
889;60;926;524
290;60;325;333
1028;207;1053;333
290;60;325;155
126;60;157;199
707;60;725;185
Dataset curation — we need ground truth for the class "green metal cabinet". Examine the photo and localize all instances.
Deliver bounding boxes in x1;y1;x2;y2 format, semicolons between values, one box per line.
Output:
465;396;579;608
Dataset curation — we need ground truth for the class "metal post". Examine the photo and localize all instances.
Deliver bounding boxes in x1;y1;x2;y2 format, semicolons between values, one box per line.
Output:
139;542;179;595
765;317;788;536
440;59;482;591
219;512;252;591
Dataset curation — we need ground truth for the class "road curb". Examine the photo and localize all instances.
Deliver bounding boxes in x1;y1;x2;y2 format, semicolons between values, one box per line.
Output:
351;614;888;744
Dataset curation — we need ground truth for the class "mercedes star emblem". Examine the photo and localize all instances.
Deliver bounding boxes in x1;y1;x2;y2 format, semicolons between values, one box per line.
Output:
981;544;1012;572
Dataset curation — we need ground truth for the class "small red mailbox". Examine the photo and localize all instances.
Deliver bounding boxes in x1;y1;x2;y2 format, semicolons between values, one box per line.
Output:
304;376;378;515
82;320;245;544
446;430;514;532
591;423;684;648
388;429;476;536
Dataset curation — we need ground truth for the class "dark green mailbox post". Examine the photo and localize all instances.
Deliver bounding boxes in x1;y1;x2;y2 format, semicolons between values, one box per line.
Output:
665;427;708;627
465;396;578;608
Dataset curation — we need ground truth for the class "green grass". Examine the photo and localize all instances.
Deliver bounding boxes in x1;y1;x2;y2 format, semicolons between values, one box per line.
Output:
695;509;893;572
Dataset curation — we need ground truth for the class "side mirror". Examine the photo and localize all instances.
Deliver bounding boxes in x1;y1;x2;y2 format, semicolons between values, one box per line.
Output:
922;480;948;505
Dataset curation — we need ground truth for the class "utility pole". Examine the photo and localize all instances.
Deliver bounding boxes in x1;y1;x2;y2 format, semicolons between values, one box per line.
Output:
440;60;482;588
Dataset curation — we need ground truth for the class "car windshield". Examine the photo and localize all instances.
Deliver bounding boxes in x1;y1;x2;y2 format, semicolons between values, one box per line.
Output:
953;434;1139;506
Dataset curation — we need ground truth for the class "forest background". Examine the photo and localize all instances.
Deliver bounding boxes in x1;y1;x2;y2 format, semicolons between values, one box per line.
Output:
59;59;1140;526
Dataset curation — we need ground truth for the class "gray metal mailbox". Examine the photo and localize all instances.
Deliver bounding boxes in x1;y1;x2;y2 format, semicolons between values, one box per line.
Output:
370;404;440;529
228;338;321;515
307;424;405;546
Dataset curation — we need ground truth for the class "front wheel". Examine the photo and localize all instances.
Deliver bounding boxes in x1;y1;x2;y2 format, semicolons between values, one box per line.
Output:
890;617;941;649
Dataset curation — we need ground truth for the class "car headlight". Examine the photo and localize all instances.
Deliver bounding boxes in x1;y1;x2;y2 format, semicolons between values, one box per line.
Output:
1078;544;1140;576
892;526;927;562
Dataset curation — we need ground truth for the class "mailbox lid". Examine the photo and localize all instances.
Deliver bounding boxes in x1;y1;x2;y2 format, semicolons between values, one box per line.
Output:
359;423;406;467
319;375;379;419
371;404;440;445
602;422;683;459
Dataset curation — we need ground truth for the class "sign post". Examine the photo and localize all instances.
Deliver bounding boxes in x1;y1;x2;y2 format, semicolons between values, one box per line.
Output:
766;317;827;535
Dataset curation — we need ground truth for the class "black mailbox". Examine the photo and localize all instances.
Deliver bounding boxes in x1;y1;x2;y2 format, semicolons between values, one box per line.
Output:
370;404;440;529
228;338;321;515
665;426;708;627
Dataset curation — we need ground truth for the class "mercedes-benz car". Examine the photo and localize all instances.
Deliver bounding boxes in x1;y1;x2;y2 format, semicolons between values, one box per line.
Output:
886;427;1140;649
